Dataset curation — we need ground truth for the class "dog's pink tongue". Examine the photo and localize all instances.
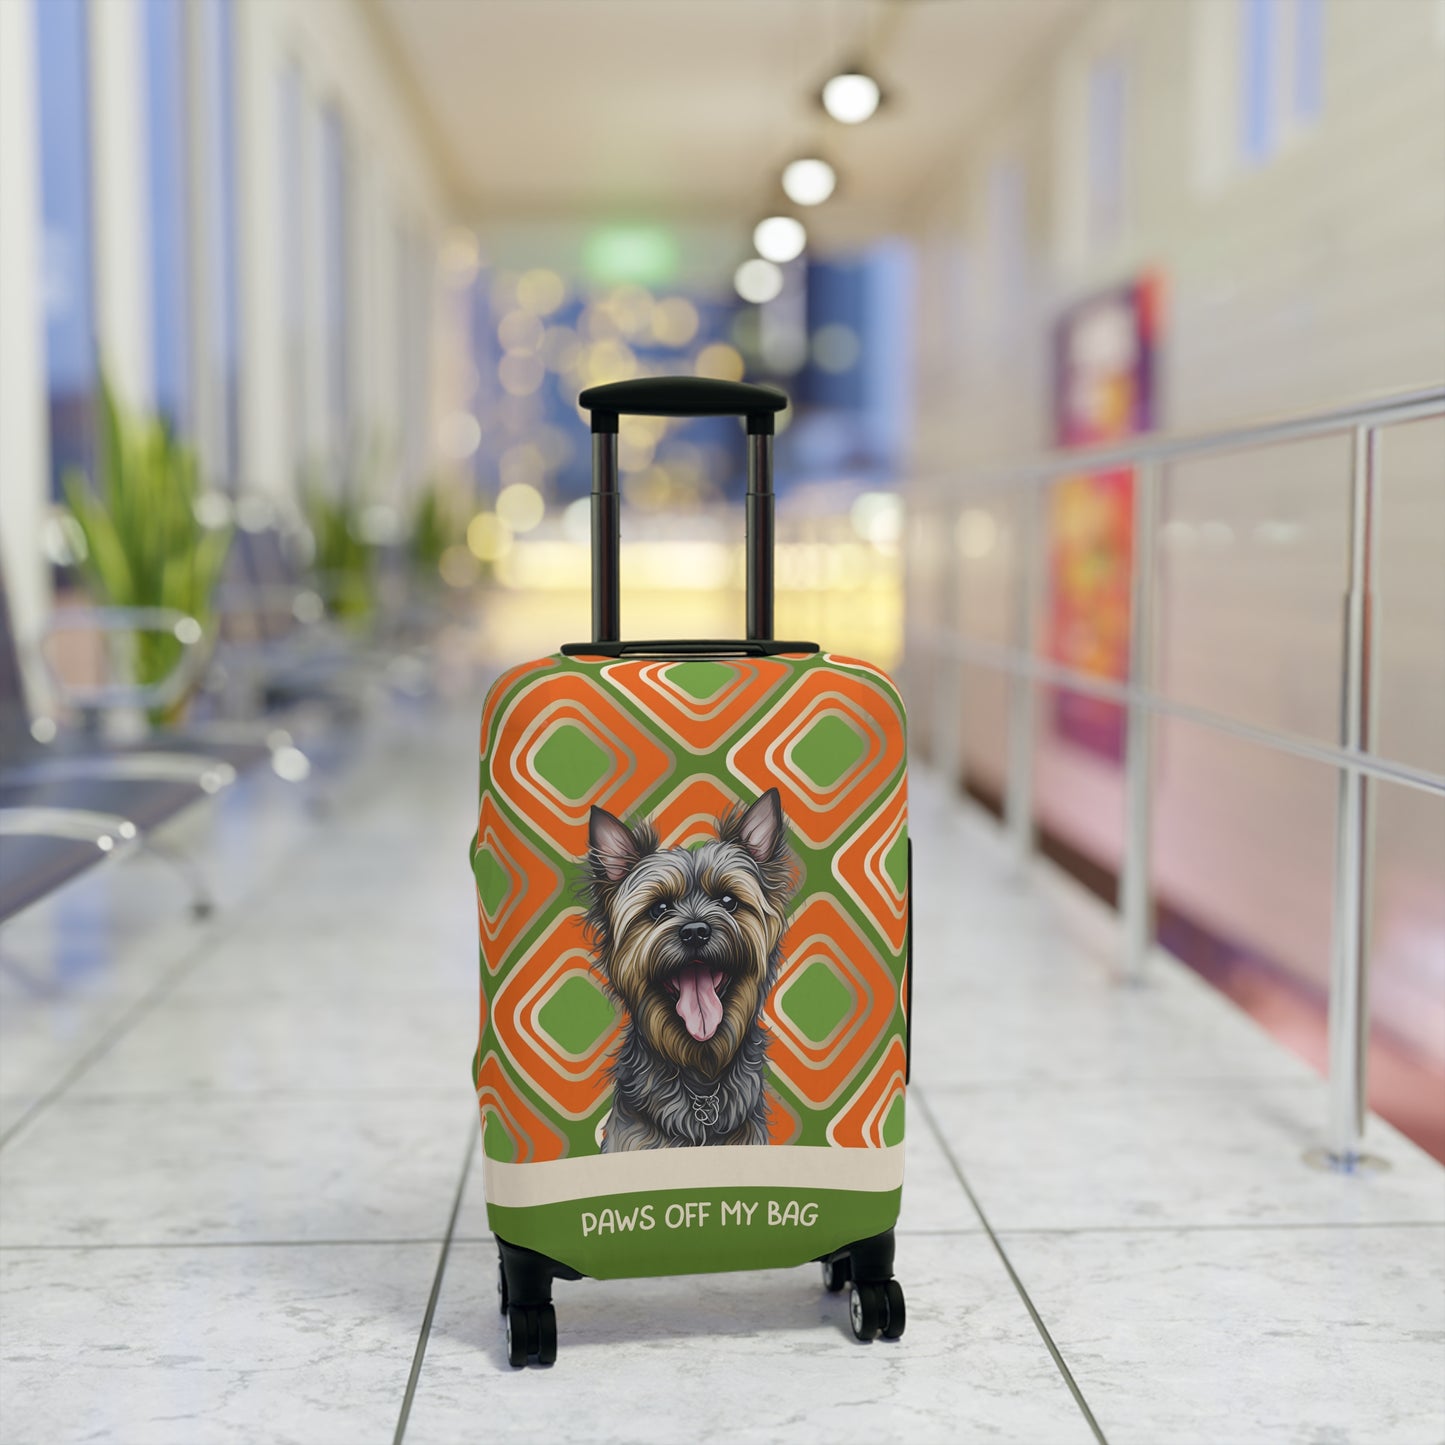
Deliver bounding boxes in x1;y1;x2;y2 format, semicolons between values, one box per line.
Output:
674;963;725;1042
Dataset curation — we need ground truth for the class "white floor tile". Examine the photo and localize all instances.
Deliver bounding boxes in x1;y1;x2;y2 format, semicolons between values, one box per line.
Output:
0;986;136;1100
70;991;475;1096
0;1242;436;1445
995;1224;1445;1445
923;1081;1445;1232
403;1236;1097;1445
170;914;478;997
0;1095;35;1136
0;1094;473;1247
911;958;1314;1088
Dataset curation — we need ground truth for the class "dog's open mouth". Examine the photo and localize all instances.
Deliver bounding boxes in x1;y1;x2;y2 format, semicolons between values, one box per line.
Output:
664;962;727;1042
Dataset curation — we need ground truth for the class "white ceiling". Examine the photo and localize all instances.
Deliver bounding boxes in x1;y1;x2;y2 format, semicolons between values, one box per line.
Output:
376;0;1082;252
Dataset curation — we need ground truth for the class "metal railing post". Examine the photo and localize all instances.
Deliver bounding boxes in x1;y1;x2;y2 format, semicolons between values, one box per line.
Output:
934;508;965;793
1005;485;1041;865
1322;425;1379;1171
1120;461;1160;983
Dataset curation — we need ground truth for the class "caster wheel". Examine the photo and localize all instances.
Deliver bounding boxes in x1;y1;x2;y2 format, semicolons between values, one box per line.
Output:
497;1257;509;1316
821;1256;852;1293
848;1281;884;1342
535;1304;557;1366
505;1306;528;1368
881;1279;907;1340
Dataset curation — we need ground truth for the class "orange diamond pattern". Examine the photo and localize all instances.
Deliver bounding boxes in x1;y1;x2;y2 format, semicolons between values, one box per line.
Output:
603;658;791;755
827;1038;907;1148
476;1050;568;1163
649;773;744;849
728;668;905;849
490;910;620;1121
474;792;565;974
489;672;673;857
764;894;899;1110
832;778;909;954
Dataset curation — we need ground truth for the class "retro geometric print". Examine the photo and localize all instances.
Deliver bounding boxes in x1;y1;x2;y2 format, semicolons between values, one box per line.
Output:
764;894;898;1110
728;666;905;848
489;910;620;1121
488;671;673;858
831;778;908;954
826;1037;907;1148
476;1050;568;1163
472;649;908;1158
603;658;790;755
474;792;565;974
648;773;744;848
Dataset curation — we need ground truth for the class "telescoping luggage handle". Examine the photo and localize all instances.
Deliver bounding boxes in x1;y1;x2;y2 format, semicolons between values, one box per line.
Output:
577;377;803;649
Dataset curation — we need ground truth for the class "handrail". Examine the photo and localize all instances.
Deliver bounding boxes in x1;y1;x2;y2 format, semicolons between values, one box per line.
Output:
911;383;1445;493
907;383;1445;1174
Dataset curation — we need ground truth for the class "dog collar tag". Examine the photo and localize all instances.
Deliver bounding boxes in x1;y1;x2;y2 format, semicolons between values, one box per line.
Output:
689;1087;721;1128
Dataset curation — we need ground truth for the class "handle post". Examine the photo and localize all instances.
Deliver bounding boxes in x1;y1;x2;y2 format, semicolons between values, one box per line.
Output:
581;378;787;644
591;415;620;643
746;426;774;640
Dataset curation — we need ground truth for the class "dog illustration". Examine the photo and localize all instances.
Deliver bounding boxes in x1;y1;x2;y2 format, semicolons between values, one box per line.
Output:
584;788;799;1151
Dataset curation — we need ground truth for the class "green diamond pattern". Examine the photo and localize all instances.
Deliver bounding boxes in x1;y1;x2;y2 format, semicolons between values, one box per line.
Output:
537;975;616;1056
880;1094;905;1148
781;957;855;1044
791;714;866;790
532;724;611;801
883;832;908;896
476;850;511;919
485;1118;518;1163
667;660;736;702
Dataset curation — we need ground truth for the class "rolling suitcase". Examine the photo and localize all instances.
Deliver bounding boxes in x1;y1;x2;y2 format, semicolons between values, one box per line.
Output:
470;377;911;1365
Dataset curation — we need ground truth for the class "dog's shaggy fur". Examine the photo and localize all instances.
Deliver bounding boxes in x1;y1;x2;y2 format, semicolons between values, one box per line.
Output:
583;788;798;1151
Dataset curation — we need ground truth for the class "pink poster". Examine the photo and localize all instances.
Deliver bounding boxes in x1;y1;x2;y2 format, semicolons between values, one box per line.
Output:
1048;275;1160;762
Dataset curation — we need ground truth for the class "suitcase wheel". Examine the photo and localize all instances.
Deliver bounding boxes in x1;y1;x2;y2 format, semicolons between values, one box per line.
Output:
847;1279;907;1343
505;1303;557;1368
881;1279;907;1341
497;1256;508;1316
821;1256;852;1293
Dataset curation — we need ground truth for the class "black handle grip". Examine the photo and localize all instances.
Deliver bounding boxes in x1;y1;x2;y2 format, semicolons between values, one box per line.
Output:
579;377;788;434
583;377;787;645
561;639;819;659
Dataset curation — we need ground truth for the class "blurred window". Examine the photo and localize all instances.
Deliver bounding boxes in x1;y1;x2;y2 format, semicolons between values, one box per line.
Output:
35;0;96;500
398;224;431;489
1293;0;1324;122
198;0;240;485
1240;0;1276;161
1240;0;1325;165
1086;56;1127;251
321;104;351;475
144;0;191;435
278;62;306;477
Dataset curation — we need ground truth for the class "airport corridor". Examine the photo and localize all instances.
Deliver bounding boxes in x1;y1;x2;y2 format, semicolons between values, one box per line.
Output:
1;685;1441;1445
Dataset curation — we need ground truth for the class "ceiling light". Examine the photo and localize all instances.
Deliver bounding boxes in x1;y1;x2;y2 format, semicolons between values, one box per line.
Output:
734;258;784;304
753;216;807;264
821;70;882;125
781;157;836;207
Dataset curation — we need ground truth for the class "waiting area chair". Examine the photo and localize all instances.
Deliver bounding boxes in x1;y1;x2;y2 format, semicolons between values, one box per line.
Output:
0;573;271;922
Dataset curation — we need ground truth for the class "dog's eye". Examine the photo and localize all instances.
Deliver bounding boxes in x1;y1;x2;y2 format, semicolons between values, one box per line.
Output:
647;900;671;921
719;893;738;913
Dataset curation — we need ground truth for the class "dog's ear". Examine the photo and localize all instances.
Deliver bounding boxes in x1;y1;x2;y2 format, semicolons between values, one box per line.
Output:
734;787;785;866
589;806;647;883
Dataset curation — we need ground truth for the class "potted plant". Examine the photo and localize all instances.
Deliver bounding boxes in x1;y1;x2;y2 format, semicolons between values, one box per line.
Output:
61;378;232;726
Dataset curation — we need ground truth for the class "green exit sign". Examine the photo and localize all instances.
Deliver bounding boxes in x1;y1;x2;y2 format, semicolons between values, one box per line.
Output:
583;225;679;286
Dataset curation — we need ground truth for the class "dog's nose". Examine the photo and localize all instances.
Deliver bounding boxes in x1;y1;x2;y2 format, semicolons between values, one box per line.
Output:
679;920;711;948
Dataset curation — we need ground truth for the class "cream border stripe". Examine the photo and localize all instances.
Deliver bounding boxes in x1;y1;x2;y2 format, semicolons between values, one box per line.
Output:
484;1143;905;1209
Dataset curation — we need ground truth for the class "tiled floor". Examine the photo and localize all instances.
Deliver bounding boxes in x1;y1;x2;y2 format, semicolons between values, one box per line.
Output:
2;694;1442;1444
